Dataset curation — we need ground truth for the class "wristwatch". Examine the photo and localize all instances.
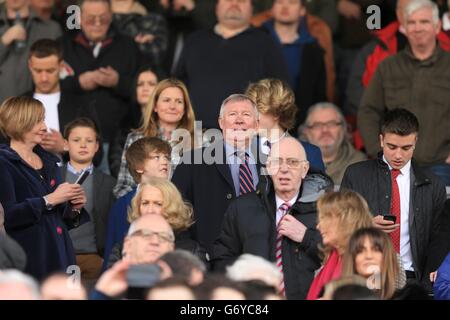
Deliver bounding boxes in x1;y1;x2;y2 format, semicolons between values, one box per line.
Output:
43;196;53;210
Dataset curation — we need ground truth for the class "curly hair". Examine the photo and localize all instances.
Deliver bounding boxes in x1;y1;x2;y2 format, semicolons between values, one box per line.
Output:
128;177;193;232
245;78;297;131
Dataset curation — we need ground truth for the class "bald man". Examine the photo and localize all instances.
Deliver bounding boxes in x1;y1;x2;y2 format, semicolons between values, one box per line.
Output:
213;137;333;300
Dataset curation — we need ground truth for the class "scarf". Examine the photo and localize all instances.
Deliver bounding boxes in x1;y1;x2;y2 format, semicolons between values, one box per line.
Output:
306;249;342;300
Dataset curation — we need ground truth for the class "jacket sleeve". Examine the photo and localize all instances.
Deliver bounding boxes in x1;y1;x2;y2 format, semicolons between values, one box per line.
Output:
340;166;355;191
434;253;450;300
298;228;322;263
0;162;45;229
424;182;448;274
171;157;194;204
357;66;385;158
344;41;377;116
102;200;121;271
211;201;242;272
263;35;290;83
313;46;327;104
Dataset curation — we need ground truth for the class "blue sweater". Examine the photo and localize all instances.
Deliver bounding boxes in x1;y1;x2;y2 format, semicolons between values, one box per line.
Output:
102;187;136;271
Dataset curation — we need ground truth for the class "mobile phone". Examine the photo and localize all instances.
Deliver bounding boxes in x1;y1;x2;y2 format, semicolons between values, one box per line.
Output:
126;264;161;299
383;214;397;223
75;170;90;185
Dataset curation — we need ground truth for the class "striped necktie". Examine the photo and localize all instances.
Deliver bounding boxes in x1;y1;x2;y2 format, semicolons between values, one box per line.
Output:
276;202;291;296
238;152;255;195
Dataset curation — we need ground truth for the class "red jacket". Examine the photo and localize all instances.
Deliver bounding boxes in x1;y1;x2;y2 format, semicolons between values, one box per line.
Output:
362;21;450;87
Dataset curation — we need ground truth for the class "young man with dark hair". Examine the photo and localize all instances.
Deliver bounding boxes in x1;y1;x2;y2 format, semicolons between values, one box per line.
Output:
341;108;447;291
61;117;116;283
22;39;99;159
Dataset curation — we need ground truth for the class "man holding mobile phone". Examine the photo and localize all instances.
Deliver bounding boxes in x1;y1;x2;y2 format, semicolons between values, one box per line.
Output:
341;109;447;290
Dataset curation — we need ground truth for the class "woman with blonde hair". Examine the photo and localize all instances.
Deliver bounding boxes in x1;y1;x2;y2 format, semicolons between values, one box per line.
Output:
306;190;373;299
0;96;87;280
245;78;324;171
342;227;405;300
128;177;193;233
106;177;202;268
114;78;197;198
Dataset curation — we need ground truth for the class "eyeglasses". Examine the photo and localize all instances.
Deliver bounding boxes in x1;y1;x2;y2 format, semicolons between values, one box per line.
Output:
307;120;343;131
130;229;174;243
84;14;111;26
267;157;308;169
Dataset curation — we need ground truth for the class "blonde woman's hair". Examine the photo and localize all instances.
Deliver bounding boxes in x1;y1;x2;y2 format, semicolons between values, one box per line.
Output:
0;96;45;141
317;190;374;260
245;78;297;131
136;78;196;149
342;227;400;300
128;177;193;232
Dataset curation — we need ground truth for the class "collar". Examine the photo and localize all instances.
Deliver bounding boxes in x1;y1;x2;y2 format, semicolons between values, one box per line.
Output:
382;155;411;176
67;162;94;176
443;13;450;31
224;142;256;164
404;43;441;65
275;192;299;210
263;18;315;46
213;24;250;39
74;30;114;50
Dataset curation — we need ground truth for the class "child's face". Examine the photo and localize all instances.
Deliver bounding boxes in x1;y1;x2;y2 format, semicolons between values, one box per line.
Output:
65;126;99;165
139;152;170;181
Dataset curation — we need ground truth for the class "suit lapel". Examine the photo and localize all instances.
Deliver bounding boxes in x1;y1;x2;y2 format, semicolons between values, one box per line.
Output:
214;143;235;194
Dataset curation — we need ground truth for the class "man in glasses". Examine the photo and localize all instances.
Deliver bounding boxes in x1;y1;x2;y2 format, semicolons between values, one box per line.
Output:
301;102;366;185
123;214;175;265
213;136;333;300
61;0;141;174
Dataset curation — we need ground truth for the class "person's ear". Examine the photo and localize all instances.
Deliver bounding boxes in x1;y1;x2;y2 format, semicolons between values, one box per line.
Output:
379;134;384;149
63;139;69;152
301;161;310;179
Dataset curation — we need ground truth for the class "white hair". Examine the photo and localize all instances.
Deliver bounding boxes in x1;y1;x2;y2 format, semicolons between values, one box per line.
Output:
304;102;347;129
218;93;259;119
404;0;440;27
0;270;40;299
226;254;282;288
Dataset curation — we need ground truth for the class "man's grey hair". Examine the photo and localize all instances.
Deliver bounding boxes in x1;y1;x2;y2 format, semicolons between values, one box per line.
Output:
304;102;346;129
218;94;259;119
404;0;440;27
0;270;40;299
127;215;175;241
226;254;281;287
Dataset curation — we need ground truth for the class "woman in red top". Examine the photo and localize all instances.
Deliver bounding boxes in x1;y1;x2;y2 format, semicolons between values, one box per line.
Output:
306;190;373;300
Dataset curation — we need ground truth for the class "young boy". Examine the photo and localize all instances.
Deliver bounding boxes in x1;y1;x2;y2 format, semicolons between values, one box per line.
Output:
63;118;117;281
102;137;171;270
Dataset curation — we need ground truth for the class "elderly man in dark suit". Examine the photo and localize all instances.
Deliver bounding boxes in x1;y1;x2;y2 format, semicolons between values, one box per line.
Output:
213;137;333;299
172;93;262;264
